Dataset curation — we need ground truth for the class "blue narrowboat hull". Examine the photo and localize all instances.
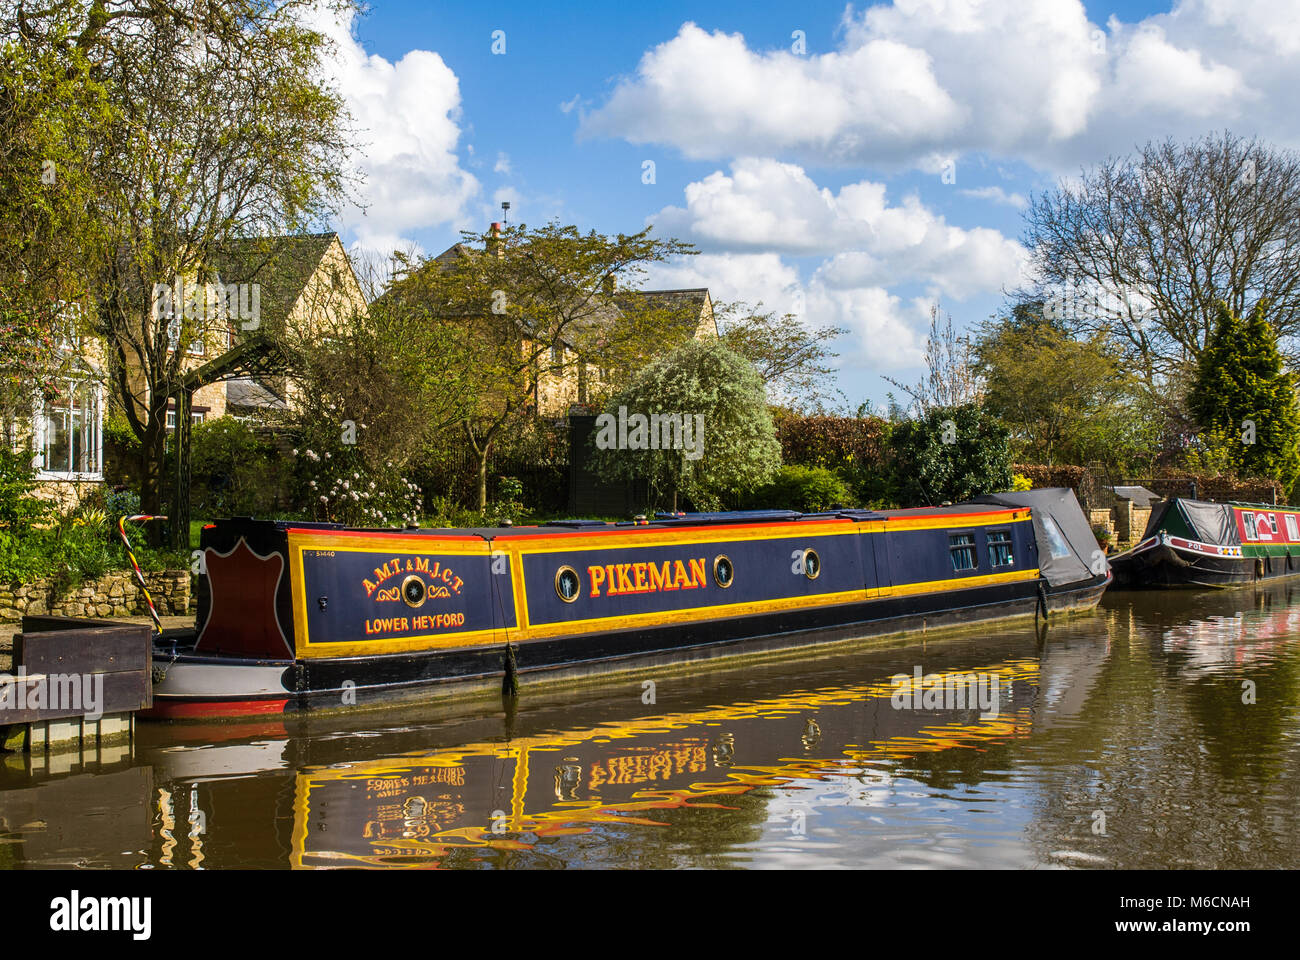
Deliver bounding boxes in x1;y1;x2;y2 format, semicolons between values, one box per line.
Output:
147;491;1107;718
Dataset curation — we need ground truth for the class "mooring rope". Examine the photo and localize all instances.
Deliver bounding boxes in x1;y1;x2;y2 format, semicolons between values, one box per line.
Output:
118;514;166;636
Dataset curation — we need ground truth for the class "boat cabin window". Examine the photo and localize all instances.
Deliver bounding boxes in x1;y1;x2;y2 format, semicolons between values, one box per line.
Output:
1040;515;1073;560
987;530;1014;567
1268;514;1279;534
949;533;978;572
1286;514;1299;540
1243;512;1258;540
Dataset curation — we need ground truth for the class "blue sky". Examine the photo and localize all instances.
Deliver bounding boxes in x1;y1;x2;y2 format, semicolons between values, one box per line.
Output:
310;0;1300;408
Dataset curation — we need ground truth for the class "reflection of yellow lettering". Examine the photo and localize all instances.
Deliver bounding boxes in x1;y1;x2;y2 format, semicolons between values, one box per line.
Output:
587;745;705;790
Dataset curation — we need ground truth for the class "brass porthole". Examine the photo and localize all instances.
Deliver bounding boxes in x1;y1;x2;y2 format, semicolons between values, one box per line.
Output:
401;574;427;608
802;548;821;580
555;565;581;603
713;554;735;588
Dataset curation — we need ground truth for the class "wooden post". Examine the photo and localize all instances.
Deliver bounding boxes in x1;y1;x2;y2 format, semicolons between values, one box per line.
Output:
171;387;193;550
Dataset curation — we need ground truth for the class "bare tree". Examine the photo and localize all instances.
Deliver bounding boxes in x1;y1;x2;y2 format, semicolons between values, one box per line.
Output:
1023;131;1300;387
882;301;983;416
715;300;845;409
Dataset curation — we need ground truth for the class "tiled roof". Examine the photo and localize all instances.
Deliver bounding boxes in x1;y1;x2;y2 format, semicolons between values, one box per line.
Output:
205;233;342;327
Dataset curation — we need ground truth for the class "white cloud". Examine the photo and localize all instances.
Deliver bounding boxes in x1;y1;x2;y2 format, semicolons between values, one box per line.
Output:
581;0;1299;171
641;249;929;387
643;252;802;314
306;4;479;253
649;158;1029;300
958;186;1029;209
494;152;513;175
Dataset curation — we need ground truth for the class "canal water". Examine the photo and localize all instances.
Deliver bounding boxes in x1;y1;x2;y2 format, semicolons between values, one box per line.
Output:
3;581;1299;870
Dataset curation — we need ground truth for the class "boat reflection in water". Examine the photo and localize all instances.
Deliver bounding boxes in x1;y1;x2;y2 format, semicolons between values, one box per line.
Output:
9;578;1300;869
135;616;1112;869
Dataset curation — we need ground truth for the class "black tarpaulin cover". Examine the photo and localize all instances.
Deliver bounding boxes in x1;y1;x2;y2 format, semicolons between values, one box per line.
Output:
974;488;1101;586
1141;498;1239;545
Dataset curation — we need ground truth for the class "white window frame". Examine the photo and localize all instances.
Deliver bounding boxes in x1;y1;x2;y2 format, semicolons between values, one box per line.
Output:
33;378;105;482
1285;514;1298;540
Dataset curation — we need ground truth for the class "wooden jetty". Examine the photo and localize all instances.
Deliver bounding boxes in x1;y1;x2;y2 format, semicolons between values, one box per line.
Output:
0;616;152;760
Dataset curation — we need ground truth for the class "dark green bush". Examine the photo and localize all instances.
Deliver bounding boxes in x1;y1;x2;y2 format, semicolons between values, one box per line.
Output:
188;417;279;517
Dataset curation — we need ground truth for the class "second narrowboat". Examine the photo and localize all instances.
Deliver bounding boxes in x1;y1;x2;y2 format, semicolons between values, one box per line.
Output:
1108;497;1300;588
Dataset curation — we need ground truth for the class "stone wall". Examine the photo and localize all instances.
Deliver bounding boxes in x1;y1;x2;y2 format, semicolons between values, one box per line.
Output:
1089;508;1115;543
0;569;190;622
1130;506;1152;544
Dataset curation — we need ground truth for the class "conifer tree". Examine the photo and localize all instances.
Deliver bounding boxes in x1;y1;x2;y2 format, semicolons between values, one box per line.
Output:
1188;301;1300;492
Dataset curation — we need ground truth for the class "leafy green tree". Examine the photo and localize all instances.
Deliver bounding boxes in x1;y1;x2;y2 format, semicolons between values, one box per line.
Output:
5;2;358;524
975;302;1163;472
888;404;1013;506
0;18;111;436
387;223;696;509
594;339;781;512
1188;301;1300;491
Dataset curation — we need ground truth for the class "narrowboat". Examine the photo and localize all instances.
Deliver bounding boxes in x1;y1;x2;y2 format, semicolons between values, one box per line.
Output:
1108;497;1300;588
145;488;1108;719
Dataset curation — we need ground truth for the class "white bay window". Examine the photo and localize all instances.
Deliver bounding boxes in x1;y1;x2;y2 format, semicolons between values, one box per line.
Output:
34;379;104;480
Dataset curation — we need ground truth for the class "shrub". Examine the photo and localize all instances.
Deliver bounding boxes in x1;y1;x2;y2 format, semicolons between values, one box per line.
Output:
292;428;422;528
484;475;528;526
0;447;50;531
0;510;177;587
594;339;781;512
105;486;142;520
889;405;1013;506
741;465;851;513
187;417;279;517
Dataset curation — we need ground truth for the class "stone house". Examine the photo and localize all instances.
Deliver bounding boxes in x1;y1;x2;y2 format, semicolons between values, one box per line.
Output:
7;232;366;510
411;224;718;418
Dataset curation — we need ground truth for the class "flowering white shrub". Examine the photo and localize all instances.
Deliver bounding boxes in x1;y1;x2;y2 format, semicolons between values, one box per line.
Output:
292;425;422;527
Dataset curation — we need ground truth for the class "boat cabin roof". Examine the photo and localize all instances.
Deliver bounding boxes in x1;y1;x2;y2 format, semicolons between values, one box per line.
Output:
218;502;1029;540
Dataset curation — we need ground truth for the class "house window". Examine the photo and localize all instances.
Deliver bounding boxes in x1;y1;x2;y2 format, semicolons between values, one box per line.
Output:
949;533;978;572
987;530;1014;567
166;410;206;431
1286;515;1298;540
35;380;103;480
551;343;563;365
1243;512;1257;540
166;317;205;356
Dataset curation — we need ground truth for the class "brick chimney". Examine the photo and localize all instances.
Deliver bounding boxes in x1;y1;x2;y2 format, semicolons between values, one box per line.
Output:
488;221;503;258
